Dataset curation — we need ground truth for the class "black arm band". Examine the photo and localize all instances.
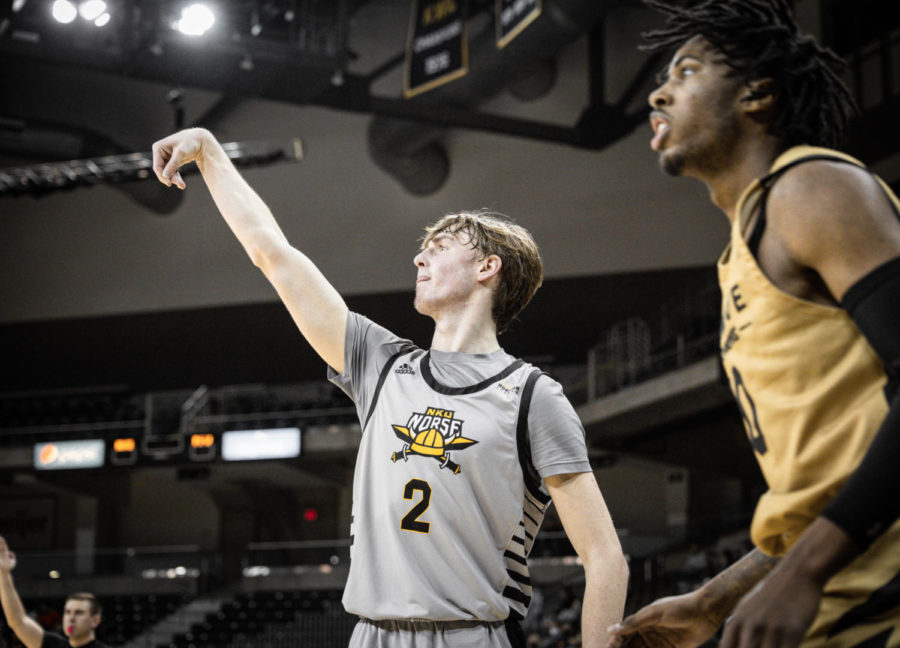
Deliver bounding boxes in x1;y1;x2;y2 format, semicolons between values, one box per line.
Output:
841;255;900;397
821;256;900;549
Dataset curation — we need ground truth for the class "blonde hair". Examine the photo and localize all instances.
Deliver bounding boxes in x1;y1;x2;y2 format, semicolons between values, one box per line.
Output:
422;210;543;334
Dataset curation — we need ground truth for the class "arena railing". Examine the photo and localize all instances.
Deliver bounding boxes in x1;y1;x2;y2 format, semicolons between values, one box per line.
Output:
11;545;211;596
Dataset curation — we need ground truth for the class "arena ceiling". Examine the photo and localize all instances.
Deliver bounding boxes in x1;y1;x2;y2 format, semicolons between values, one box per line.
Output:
0;0;897;393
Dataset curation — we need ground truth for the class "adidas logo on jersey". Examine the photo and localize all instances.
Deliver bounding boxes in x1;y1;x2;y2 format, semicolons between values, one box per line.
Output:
395;363;416;375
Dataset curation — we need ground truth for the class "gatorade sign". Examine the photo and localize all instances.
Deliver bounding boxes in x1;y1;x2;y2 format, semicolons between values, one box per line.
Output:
34;440;105;470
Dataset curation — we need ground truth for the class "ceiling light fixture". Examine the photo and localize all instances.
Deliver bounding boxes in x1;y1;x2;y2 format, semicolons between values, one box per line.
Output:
173;3;214;37
78;0;106;21
51;0;77;24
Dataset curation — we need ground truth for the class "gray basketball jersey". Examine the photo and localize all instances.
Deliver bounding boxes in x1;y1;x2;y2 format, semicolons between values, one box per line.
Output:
330;315;586;623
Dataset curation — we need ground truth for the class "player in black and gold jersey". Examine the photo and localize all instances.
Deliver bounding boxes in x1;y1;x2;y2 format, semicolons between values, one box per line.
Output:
606;1;900;648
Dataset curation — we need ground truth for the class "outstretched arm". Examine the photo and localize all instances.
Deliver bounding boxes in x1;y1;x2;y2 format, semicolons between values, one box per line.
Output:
151;128;348;372
606;548;779;648
0;536;45;648
546;472;629;648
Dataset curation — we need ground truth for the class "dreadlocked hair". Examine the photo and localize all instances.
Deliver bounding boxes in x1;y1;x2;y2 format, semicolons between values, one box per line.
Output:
643;0;856;149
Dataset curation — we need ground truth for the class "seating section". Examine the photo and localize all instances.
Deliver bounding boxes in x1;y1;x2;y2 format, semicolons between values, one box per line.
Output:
103;593;190;646
1;590;352;648
158;590;353;648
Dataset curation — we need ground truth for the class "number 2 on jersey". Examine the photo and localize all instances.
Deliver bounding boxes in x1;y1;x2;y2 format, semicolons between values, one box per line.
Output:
401;479;431;533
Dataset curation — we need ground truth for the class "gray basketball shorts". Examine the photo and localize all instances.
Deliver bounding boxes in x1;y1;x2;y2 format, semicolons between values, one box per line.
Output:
349;618;514;648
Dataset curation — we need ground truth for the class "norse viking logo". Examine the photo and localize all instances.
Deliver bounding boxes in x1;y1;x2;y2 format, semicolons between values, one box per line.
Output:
391;407;477;474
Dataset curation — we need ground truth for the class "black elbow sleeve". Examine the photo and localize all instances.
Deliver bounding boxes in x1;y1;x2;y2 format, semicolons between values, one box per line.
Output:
821;256;900;549
840;256;900;396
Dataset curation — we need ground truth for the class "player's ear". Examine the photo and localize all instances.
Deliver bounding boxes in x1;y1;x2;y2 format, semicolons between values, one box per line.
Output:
477;254;502;283
739;78;776;113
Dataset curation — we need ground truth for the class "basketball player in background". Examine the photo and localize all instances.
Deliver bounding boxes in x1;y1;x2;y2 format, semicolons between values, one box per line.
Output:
606;1;900;647
0;536;108;648
151;128;628;647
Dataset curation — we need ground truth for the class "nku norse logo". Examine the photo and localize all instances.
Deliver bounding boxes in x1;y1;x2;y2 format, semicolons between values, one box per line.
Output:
391;407;477;474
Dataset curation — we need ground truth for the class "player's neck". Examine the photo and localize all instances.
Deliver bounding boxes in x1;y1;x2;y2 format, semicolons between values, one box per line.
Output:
430;305;500;354
704;135;784;222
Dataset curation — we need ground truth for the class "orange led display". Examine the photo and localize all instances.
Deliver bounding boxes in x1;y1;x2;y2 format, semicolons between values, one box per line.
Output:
113;438;136;453
190;433;215;449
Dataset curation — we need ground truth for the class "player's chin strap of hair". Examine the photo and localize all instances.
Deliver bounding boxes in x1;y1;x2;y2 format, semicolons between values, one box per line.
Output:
821;255;900;549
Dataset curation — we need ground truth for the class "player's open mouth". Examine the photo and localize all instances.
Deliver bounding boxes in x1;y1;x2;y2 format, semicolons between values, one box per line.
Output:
650;112;671;151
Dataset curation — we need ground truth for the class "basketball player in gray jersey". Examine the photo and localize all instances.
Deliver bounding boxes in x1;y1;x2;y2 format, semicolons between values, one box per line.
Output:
152;128;628;647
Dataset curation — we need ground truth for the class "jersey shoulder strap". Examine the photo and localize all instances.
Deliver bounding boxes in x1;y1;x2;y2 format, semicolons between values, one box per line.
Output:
747;153;873;257
516;368;552;505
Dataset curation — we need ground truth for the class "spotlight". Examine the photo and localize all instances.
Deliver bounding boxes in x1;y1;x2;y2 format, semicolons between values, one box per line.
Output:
78;0;105;21
51;0;77;24
94;12;110;26
173;3;215;36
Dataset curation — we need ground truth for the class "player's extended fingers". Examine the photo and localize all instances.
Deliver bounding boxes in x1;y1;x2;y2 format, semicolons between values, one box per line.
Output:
151;138;189;189
167;168;186;190
609;605;664;636
607;631;662;648
605;631;642;648
605;632;630;648
720;617;768;648
720;620;737;648
163;169;185;189
151;140;174;186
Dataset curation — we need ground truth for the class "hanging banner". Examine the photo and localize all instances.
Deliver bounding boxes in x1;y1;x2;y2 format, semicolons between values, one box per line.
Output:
405;0;468;98
496;0;541;49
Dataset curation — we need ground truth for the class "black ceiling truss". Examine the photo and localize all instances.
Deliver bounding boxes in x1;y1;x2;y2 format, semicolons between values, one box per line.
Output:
0;0;896;200
0;0;658;199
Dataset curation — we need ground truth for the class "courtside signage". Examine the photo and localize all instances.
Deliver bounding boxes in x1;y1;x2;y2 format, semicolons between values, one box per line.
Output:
34;440;105;470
